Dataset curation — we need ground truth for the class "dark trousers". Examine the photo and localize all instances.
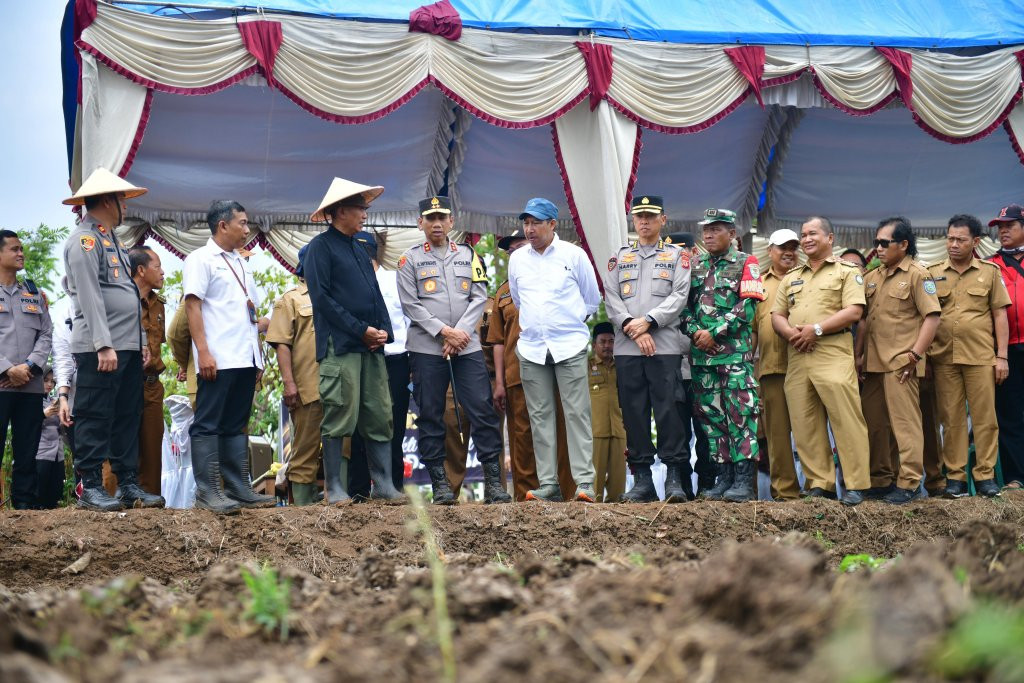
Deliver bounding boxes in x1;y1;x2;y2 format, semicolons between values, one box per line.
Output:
351;352;411;496
615;354;691;469
680;379;714;481
73;351;143;487
191;367;258;438
0;391;44;508
35;458;65;509
410;351;502;466
995;344;1024;484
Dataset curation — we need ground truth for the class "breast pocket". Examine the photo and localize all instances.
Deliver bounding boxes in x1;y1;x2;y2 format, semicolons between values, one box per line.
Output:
619;271;638;299
19;300;43;329
786;283;804;306
887;284;912;312
454;266;472;295
651;277;673;298
819;277;843;309
417;268;441;297
966;287;989;310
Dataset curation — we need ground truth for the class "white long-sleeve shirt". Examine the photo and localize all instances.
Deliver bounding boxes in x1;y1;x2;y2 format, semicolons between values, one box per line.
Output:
52;319;77;410
508;234;601;364
376;268;410;355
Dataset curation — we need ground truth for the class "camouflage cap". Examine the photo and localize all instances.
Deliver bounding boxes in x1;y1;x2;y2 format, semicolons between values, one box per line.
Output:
697;208;737;226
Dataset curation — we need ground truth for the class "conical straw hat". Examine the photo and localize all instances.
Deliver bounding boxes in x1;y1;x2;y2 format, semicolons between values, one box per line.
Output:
63;167;147;206
310;177;384;222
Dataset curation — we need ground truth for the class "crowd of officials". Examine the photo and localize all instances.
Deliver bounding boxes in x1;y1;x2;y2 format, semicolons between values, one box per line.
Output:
2;167;1023;512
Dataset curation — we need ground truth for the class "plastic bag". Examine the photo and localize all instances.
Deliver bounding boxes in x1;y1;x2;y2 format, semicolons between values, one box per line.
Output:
161;394;197;508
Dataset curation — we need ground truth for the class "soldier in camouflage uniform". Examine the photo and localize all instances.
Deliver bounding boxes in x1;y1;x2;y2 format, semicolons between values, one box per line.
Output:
682;208;765;502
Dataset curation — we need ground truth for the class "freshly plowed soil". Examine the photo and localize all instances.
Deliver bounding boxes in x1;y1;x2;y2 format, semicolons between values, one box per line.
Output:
2;494;1023;682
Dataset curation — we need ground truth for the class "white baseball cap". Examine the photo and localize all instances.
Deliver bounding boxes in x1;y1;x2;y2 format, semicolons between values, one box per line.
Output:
768;228;800;246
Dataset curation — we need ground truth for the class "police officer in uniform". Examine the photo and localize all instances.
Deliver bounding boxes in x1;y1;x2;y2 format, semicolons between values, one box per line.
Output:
397;196;511;505
266;244;324;505
62;168;164;511
0;229;53;509
927;214;1010;498
855;217;941;505
588;322;627;502
771;216;871;506
682;208;764;502
605;195;692;502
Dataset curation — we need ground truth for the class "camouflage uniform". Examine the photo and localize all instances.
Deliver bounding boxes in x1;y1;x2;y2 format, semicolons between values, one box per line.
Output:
682;245;764;464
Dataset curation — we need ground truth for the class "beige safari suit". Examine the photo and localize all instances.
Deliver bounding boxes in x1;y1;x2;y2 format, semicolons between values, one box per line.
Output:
773;258;871;492
928;258;1011;483
861;256;942;490
588;354;626;502
266;283;322;484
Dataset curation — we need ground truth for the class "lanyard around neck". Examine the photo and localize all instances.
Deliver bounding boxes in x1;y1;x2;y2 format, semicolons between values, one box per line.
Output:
220;253;249;297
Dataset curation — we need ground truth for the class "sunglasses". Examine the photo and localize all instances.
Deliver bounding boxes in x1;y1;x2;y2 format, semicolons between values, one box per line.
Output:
873;238;902;248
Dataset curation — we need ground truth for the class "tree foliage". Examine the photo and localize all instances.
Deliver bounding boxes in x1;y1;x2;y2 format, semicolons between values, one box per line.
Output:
17;223;70;297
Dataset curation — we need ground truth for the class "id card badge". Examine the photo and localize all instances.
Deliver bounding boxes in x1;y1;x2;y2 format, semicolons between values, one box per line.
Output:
247;299;258;325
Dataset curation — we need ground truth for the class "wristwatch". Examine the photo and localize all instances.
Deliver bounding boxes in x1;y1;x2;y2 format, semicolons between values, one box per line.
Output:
24;359;42;376
813;324;823;337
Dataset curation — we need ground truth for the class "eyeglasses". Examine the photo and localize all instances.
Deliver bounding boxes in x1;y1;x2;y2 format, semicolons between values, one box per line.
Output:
873;238;895;248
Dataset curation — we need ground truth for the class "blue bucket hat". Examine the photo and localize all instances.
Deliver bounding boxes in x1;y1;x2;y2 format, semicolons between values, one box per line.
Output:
518;197;559;221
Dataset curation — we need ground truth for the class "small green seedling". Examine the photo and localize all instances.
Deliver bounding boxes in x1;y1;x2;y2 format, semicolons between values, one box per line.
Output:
240;561;291;641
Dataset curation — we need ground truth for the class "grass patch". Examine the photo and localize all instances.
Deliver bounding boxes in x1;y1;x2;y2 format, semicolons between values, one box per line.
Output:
838;554;888;573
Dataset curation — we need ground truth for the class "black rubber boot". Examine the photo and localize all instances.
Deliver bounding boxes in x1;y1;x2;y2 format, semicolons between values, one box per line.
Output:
482;461;512;504
220;435;275;508
428;464;456;505
620;466;659;503
118;473;165;508
322;437;351;505
190;436;241;515
723;459;756;502
663;464;689;503
78;471;124;512
366;439;406;503
702;461;735;500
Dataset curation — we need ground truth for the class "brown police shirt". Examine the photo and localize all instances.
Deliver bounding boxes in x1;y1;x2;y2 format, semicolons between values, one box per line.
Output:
486;281;522;388
927;258;1011;366
772;257;865;355
265;283;320;405
862;256;941;373
141;291;166;376
588;354;625;439
755;267;790;377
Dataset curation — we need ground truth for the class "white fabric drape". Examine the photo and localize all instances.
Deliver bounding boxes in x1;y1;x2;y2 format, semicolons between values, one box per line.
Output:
554;101;639;270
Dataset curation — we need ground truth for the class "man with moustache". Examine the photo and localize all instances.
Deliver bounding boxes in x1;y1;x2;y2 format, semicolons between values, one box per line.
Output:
855;217;941;504
588;321;627;502
755;229;801;501
771;216;871;506
927;214;1009;498
987;204;1024;491
397;196;511;505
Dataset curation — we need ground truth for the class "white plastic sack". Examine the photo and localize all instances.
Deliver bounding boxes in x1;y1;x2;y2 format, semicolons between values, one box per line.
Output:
161;394;197;509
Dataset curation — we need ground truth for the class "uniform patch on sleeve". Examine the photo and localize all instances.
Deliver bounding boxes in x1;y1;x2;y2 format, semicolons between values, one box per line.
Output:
678;250;690;269
607;257;617;271
398;255;408;269
739;255;766;300
80;236;96;252
471;252;488;282
923;280;937;295
855;274;864;285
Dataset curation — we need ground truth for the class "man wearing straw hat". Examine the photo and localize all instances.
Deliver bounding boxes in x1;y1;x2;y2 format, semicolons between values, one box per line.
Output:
304;178;405;504
62;167;165;511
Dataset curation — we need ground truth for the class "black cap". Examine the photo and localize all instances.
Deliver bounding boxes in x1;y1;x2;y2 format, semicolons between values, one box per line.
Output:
419;196;452;216
592;321;614;339
665;232;696;247
497;230;528;251
988;204;1024;227
630;195;664;215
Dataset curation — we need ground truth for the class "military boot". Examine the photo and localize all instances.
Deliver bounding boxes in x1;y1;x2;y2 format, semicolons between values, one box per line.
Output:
291;481;319;506
118;472;165;508
190;436;241;515
723;459;756;502
220;435;275;508
366;439;406;503
702;461;735;500
481;461;512;503
78;471;124;512
620;466;658;503
321;437;351;505
427;464;457;505
663;464;690;503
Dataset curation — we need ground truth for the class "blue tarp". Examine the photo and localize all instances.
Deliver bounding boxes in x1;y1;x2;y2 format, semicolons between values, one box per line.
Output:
115;0;1024;48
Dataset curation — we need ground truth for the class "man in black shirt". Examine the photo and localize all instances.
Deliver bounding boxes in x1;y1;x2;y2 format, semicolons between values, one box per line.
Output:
305;178;404;504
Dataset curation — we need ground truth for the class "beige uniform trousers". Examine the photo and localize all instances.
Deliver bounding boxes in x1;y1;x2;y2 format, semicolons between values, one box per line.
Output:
760;373;801;499
592;436;626;502
862;371;923;490
933;363;999;482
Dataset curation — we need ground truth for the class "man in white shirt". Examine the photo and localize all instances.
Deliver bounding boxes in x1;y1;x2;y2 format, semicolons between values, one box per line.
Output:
183;200;273;513
508;197;602;501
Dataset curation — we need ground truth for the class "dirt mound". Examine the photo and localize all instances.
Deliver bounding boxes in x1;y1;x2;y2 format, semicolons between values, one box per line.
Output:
1;494;1022;682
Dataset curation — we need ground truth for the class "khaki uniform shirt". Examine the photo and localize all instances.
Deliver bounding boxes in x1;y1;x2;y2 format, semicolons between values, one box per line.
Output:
266;282;320;405
862;256;941;373
604;239;691;356
756;267;790;377
486;281;523;388
167;303;196;399
0;279;53;394
588;354;625;439
397;239;488;356
927;258;1011;366
772;257;866;360
141;290;166;376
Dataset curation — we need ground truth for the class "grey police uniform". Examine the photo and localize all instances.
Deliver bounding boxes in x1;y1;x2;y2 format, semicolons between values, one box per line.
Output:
0;277;53;508
397;238;502;466
603;238;692;467
62;216;145;487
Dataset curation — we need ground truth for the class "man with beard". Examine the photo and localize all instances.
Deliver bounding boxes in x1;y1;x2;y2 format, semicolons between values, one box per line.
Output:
771;216;870;506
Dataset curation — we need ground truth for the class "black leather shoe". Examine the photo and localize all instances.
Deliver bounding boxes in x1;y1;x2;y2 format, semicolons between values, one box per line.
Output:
119;482;166;508
863;484;895;500
883;487;921;505
802;487;836;500
78;486;124;512
975;479;1001;498
621;467;659;503
943;480;969;498
840;489;865;507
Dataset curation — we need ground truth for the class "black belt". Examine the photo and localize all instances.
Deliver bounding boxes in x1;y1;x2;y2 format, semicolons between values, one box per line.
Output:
823;328;851;337
144;375;161;384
